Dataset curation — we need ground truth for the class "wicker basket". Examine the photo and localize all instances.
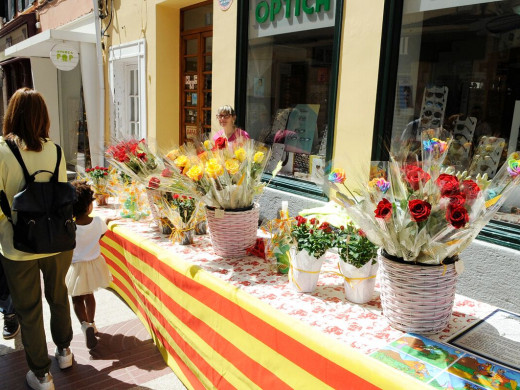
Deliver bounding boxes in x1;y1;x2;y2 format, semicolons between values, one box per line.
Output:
378;250;459;334
206;204;259;258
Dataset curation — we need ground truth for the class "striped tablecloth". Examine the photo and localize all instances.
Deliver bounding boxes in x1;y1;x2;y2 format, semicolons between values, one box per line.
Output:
98;206;494;389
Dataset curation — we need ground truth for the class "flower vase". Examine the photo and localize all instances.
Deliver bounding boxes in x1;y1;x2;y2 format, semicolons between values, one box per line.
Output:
288;248;324;293
195;220;207;235
205;204;259;258
378;249;460;334
338;259;378;304
179;229;195;245
159;217;173;235
94;193;109;206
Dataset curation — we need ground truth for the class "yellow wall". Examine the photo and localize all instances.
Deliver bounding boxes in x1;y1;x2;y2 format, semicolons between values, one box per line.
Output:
211;3;237;131
334;0;384;176
103;0;384;170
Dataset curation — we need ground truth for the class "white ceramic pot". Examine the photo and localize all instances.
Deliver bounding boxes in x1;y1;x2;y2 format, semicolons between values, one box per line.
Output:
338;259;378;304
289;248;324;293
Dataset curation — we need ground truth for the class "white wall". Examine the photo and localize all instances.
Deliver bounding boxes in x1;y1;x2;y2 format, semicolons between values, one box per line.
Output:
30;58;60;142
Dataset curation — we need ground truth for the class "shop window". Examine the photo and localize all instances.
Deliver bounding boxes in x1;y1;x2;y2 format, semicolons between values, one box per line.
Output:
381;0;520;245
108;39;146;140
238;0;341;198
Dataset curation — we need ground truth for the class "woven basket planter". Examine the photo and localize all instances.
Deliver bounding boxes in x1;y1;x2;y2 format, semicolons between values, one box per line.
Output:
206;204;259;258
378;250;459;334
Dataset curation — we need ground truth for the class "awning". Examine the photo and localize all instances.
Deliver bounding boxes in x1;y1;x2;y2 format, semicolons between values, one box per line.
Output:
3;29;96;59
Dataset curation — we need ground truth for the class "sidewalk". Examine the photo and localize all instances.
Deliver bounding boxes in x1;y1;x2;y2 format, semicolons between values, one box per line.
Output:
0;285;186;389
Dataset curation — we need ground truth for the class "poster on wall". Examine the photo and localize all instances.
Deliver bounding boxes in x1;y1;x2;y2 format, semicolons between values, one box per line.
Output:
284;104;320;154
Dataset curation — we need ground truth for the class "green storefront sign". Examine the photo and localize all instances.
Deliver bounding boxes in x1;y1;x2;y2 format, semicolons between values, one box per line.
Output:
255;0;330;23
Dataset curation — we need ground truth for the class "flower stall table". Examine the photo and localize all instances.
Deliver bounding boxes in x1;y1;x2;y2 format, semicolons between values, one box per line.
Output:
96;204;497;390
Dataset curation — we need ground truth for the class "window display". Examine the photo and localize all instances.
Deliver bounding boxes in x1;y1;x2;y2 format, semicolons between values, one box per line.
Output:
245;0;336;185
390;0;520;225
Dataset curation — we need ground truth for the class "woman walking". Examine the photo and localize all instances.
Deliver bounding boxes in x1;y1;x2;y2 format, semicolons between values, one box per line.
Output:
0;88;74;390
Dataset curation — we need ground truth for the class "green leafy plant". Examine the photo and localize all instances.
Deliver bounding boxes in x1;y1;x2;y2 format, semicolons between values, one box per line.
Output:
291;216;335;258
336;226;378;268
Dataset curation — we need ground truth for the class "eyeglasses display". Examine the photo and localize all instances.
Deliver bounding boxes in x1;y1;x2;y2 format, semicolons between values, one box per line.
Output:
420;86;448;130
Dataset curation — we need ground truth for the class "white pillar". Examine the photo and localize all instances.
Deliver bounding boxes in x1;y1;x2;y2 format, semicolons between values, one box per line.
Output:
80;41;104;167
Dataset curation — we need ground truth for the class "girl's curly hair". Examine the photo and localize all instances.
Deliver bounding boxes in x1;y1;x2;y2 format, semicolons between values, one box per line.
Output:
72;180;94;217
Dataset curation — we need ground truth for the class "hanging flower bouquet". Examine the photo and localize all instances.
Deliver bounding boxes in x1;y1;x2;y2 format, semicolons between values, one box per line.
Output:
328;129;520;265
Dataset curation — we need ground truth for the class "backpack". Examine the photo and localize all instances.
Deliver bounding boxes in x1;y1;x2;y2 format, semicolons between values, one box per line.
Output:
0;139;76;254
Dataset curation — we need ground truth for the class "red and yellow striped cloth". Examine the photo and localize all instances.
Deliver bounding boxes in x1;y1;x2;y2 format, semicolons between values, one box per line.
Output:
101;224;430;389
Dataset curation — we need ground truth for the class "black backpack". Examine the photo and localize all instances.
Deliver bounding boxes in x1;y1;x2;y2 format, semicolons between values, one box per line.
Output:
0;139;76;254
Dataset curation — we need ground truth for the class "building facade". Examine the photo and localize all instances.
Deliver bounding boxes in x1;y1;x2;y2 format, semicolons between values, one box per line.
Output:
102;0;519;312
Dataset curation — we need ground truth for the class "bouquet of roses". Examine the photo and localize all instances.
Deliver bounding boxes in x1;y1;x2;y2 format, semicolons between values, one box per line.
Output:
150;137;277;210
327;128;520;264
106;138;159;181
157;193;202;244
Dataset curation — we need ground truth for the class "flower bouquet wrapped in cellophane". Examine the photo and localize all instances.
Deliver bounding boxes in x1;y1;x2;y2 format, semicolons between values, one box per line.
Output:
158;193;202;244
327;128;520;264
106;138;162;183
107;169;150;220
152;137;275;210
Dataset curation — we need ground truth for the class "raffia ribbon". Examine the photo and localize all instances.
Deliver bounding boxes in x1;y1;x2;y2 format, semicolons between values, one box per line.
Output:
288;259;322;292
323;263;376;288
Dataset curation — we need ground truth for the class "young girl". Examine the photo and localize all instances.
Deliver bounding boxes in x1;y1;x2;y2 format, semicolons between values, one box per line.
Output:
66;181;112;349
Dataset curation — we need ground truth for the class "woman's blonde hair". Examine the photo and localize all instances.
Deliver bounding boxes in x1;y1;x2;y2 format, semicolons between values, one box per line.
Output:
217;105;235;116
2;87;50;152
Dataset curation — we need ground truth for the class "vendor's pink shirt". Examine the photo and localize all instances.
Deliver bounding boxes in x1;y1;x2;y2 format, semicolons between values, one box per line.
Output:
213;128;250;143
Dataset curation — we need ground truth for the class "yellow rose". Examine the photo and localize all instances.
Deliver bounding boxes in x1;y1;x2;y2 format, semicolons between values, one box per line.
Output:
166;149;180;161
174;155;190;169
186;165;203;181
204;140;212;150
253;151;264;164
205;158;224;178
234;148;246;162
225;159;240;175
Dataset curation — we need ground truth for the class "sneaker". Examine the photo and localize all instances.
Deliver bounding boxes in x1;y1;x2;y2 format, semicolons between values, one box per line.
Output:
26;371;55;390
81;321;98;349
3;314;20;340
54;347;73;369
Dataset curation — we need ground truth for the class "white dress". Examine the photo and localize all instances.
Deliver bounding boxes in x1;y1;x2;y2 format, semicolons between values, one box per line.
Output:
66;216;112;296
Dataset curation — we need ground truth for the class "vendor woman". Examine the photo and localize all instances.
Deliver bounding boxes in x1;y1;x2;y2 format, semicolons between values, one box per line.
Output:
212;105;250;144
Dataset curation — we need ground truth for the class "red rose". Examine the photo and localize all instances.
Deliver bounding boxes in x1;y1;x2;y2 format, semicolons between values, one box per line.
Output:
374;198;393;221
404;165;431;191
147;177;160;189
318;222;332;233
213;137;228;150
309;218;318;225
358;229;366;237
161;168;173;177
435;174;460;196
446;205;469;229
173;193;180;199
445;193;465;208
461;180;481;201
295;216;307;226
408;199;431;222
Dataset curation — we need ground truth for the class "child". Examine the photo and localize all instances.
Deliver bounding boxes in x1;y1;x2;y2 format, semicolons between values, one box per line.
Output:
66;181;112;349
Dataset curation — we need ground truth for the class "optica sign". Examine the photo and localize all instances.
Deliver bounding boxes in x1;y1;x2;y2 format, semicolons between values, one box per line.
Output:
249;0;335;38
255;0;331;23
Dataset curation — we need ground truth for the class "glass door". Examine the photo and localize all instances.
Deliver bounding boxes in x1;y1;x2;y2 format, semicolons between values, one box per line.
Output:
180;2;213;144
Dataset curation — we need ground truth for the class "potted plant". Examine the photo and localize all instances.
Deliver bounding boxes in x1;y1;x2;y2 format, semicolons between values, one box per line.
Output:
327;128;520;332
335;225;379;304
288;216;335;293
85;166;110;206
159;193;199;245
